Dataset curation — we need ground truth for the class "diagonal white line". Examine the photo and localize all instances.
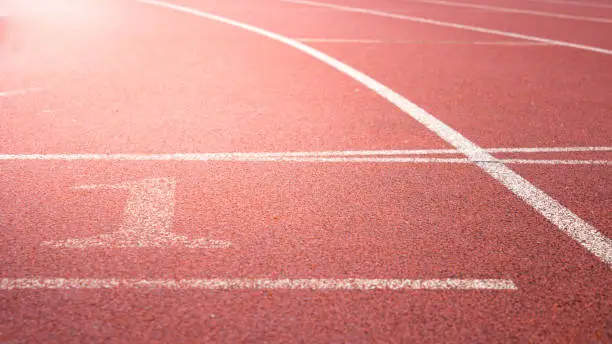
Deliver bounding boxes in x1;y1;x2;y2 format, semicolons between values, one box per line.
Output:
137;0;612;266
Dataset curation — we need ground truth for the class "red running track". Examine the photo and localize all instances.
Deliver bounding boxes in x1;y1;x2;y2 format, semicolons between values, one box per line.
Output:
1;0;610;342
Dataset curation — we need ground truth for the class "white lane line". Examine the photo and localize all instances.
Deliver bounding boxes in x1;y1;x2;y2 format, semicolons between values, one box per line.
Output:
0;149;459;159
0;153;610;165
0;146;610;157
0;146;610;164
0;153;459;162
296;38;550;45
525;0;612;9
0;278;517;290
411;0;612;24
500;159;610;165
0;88;43;97
43;178;230;249
297;38;385;43
0;153;461;161
273;157;610;164
138;0;612;266
1;146;610;159
486;146;612;153
280;0;612;55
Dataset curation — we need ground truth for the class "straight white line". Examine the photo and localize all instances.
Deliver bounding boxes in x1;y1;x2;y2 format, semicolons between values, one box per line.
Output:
0;152;463;161
0;278;517;290
0;146;610;157
298;38;385;43
0;149;461;159
525;0;612;9
138;0;612;267
0;146;610;160
275;157;610;164
486;146;612;153
0;88;42;97
296;38;550;45
500;159;610;165
470;41;550;45
281;0;612;55
241;157;469;163
0;153;610;165
411;0;612;24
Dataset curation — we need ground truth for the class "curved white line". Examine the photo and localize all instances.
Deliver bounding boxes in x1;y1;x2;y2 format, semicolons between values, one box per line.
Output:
282;0;612;55
137;0;612;266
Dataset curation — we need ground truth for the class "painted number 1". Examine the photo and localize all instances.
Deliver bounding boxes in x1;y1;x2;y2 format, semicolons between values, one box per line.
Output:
43;178;230;249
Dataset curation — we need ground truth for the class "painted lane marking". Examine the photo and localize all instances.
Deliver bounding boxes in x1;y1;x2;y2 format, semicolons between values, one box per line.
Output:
0;153;610;165
525;0;612;9
0;88;43;97
260;157;610;165
0;278;517;290
280;0;612;55
0;147;610;164
500;159;610;165
138;0;612;266
1;146;610;159
42;178;230;249
486;146;612;153
411;0;612;24
296;38;550;45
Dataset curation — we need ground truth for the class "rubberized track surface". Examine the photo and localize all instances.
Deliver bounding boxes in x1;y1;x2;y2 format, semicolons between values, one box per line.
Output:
1;0;610;342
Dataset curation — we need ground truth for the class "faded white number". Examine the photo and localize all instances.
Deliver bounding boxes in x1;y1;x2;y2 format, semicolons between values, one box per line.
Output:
43;178;230;249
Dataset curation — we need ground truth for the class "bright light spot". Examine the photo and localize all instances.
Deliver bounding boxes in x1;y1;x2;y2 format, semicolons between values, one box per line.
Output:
13;0;100;21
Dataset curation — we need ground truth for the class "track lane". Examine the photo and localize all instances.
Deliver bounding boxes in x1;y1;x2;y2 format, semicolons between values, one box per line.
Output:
405;0;612;22
257;0;612;260
203;0;612;149
1;160;611;342
1;0;611;342
1;0;450;154
283;0;612;50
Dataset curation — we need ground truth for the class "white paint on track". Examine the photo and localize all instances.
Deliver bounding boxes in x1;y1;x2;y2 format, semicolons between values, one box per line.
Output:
486;146;612;153
297;38;550;45
1;153;609;164
1;146;609;159
280;0;612;55
500;159;610;165
0;146;610;164
43;178;230;249
0;88;42;97
0;278;517;290
137;0;612;266
525;0;612;9
411;0;612;24
297;38;385;43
